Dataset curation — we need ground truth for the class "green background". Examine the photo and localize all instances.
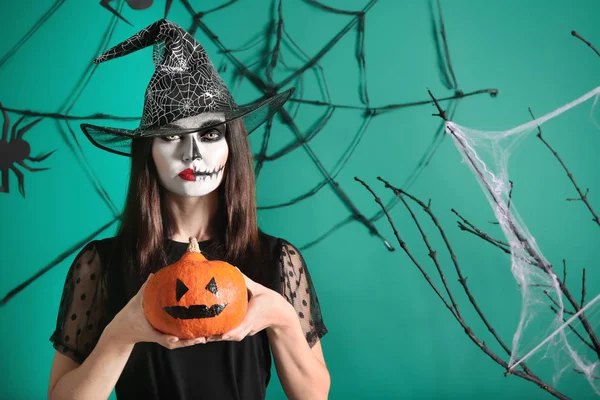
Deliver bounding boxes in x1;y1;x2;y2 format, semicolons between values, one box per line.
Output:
1;0;599;399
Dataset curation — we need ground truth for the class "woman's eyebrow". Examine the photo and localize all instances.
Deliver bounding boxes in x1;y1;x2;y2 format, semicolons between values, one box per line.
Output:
198;119;226;128
162;119;225;130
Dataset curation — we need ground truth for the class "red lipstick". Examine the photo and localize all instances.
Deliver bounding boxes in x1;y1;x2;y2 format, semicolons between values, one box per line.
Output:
178;168;195;181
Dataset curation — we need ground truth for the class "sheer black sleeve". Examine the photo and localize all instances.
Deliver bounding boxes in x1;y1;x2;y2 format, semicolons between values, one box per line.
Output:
49;241;109;364
278;239;327;348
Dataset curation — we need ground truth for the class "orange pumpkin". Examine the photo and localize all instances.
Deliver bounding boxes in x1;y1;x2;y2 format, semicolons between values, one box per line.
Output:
142;237;248;339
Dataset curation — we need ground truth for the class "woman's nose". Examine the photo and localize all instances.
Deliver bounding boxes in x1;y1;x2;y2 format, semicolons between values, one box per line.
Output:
183;136;202;162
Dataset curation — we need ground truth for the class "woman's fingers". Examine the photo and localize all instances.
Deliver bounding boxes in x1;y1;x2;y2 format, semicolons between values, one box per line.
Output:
220;323;254;342
179;337;206;346
156;334;207;349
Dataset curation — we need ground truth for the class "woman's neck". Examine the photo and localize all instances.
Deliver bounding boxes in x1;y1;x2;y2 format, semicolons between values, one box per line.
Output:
163;190;221;243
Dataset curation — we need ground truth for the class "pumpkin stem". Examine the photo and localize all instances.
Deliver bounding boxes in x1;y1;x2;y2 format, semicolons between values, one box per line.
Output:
188;236;201;253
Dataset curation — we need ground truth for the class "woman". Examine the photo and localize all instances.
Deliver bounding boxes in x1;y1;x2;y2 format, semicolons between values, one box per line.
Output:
47;19;329;400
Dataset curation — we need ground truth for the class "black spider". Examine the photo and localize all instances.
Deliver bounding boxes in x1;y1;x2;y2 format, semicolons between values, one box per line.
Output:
0;105;55;198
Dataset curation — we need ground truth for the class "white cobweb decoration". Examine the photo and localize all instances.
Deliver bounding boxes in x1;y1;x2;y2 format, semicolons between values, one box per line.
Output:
445;86;600;395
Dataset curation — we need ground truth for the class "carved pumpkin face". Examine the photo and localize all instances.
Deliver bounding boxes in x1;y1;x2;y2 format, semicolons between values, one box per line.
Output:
143;237;248;339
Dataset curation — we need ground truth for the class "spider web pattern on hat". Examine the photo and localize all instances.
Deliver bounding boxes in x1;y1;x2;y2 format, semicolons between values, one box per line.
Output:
95;18;247;129
79;18;293;156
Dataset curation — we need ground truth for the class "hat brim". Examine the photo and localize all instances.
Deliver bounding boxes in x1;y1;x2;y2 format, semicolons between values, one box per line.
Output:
80;87;295;157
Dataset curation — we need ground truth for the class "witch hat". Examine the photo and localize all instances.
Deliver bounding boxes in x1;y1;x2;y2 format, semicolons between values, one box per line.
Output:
80;19;294;157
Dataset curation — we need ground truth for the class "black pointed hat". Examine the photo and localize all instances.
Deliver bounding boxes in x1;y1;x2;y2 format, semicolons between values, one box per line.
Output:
80;19;294;157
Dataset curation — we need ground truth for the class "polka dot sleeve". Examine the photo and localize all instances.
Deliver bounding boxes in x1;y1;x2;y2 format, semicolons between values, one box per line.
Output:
278;239;327;348
49;241;109;364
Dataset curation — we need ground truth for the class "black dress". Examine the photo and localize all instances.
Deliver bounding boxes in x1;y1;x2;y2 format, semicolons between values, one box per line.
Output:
49;233;327;400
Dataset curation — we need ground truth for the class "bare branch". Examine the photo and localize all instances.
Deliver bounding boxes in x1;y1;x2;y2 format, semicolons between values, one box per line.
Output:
544;290;574;316
571;30;600;57
355;175;568;399
430;88;600;358
530;107;600;228
353;177;454;313
581;268;587;309
550;306;596;352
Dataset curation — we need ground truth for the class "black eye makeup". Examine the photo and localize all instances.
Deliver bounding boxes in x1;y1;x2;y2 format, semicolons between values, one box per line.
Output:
160;134;182;141
157;119;226;142
200;127;225;142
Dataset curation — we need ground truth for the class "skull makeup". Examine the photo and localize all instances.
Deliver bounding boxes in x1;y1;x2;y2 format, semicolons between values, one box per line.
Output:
152;113;228;197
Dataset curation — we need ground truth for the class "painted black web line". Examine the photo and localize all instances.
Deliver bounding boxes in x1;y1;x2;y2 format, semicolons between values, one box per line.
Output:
295;0;495;250
301;101;460;250
286;0;496;197
0;0;496;305
182;0;396;250
0;107;139;122
357;0;497;238
184;0;497;250
0;4;129;307
54;14;125;217
0;2;126;217
0;217;119;307
0;0;67;70
0;1;259;309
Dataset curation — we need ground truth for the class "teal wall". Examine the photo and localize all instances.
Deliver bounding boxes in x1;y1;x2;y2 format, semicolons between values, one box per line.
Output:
0;0;599;399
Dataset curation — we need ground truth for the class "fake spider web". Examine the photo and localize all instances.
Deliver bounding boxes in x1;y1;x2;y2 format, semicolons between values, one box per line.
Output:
445;86;600;395
0;0;598;397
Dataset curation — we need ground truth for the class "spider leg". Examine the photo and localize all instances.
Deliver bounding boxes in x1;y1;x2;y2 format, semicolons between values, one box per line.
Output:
16;117;42;140
99;0;133;26
10;166;25;198
10;115;26;141
29;149;56;162
0;168;8;193
165;0;173;18
1;102;8;142
18;160;48;172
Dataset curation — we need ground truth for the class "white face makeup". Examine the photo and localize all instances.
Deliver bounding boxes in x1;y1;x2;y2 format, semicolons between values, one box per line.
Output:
152;113;228;197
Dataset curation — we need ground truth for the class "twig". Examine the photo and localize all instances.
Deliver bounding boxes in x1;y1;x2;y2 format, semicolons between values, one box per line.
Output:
581;268;586;309
353;177;454;313
453;209;545;270
431;89;600;359
573;368;600;380
571;30;600;57
544;290;574;316
378;177;543;380
355;176;568;399
529;107;600;228
507;180;514;210
490;181;514;224
453;209;510;248
288;88;498;113
458;223;511;254
550;306;596;352
567;189;590;202
379;183;462;317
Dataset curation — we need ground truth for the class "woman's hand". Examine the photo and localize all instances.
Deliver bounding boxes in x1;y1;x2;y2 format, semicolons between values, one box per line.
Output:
105;274;207;349
207;272;295;342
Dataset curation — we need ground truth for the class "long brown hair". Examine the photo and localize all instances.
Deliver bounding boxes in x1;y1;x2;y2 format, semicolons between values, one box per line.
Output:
117;118;260;280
